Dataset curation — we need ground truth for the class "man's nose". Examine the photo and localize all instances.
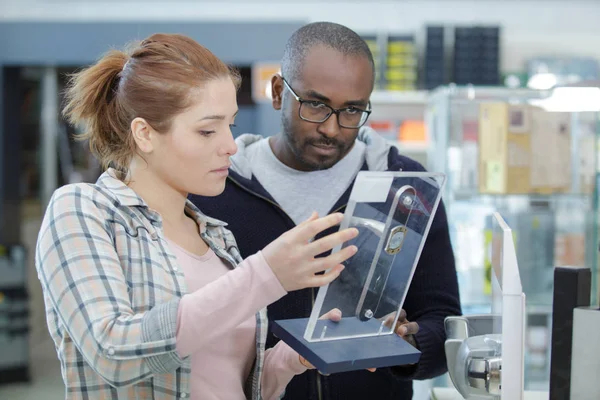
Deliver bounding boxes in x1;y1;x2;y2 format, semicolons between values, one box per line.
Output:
316;112;341;138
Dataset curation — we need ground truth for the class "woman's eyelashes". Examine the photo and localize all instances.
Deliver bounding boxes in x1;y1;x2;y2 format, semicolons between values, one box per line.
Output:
198;124;236;136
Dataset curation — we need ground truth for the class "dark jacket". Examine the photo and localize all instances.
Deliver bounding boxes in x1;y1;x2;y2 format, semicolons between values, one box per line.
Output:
189;130;461;400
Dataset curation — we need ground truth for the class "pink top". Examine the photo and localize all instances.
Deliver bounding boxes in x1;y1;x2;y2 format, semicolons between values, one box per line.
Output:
170;240;307;400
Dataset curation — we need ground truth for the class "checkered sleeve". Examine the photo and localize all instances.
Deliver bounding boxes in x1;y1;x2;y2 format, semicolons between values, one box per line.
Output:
35;185;185;388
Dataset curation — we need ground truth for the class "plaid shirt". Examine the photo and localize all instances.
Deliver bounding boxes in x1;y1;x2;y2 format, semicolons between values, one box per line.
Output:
35;169;269;399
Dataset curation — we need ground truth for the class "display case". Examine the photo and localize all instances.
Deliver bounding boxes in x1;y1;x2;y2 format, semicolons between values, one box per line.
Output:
424;85;600;392
444;212;526;400
273;172;445;374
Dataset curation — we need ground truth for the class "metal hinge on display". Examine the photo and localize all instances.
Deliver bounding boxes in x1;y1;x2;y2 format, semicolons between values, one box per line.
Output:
351;185;419;321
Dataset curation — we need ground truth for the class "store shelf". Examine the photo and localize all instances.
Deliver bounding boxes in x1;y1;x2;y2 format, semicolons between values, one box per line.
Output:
451;190;594;202
461;302;553;315
370;90;429;105
429;85;550;102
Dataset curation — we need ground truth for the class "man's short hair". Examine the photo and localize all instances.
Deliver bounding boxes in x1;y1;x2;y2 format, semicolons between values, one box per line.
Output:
281;22;375;85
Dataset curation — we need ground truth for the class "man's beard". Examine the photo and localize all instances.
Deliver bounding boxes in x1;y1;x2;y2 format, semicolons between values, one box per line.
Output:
282;118;343;171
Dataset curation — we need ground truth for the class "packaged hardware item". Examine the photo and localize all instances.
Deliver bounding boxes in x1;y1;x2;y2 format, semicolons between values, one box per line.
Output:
478;103;572;194
478;103;531;194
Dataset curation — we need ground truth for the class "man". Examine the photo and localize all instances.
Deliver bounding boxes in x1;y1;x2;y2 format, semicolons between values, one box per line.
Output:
190;22;461;400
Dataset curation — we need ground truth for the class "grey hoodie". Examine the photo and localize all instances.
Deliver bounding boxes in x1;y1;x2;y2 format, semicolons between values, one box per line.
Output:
230;126;394;179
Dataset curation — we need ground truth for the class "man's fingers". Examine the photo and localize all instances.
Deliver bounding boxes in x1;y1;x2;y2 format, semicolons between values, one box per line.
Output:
407;321;419;335
383;312;396;327
382;309;408;325
319;308;342;322
367;368;376;372
396;321;419;336
398;309;407;321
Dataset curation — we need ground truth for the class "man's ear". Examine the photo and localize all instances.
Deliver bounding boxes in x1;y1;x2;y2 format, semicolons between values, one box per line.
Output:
130;117;154;154
271;74;284;110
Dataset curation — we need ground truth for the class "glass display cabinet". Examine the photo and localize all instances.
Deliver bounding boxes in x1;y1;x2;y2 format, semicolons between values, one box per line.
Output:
425;84;600;392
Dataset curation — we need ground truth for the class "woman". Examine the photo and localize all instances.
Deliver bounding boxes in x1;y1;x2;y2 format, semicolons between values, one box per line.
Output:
35;33;358;400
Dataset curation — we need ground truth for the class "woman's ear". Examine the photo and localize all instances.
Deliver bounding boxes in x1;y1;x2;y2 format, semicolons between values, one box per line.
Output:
130;117;154;153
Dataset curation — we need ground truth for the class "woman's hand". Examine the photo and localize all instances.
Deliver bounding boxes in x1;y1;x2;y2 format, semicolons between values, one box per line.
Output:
263;212;358;292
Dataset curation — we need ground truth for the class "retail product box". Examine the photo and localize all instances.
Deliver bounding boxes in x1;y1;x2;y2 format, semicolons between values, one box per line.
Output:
385;35;417;91
424;26;446;90
554;202;589;268
529;107;571;194
554;233;586;267
453;26;500;85
478;104;572;194
367;119;397;141
478;103;531;194
398;120;426;143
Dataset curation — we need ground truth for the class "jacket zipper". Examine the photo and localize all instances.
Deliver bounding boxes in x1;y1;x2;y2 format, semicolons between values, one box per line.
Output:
228;175;348;400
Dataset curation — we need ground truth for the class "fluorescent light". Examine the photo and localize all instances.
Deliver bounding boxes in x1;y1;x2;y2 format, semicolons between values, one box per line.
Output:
529;87;600;112
527;73;558;90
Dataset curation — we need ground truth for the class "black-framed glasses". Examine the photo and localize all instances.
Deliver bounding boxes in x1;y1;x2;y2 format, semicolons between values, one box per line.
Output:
282;78;372;129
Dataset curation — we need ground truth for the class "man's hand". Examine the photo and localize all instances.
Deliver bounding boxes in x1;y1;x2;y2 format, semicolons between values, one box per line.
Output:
299;308;376;373
383;309;419;348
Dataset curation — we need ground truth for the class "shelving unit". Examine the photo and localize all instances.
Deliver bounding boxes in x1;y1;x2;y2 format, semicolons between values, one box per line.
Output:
425;85;600;392
368;89;431;166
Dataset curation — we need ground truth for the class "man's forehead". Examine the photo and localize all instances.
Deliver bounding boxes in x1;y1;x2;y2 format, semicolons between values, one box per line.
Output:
294;52;373;102
302;45;367;67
